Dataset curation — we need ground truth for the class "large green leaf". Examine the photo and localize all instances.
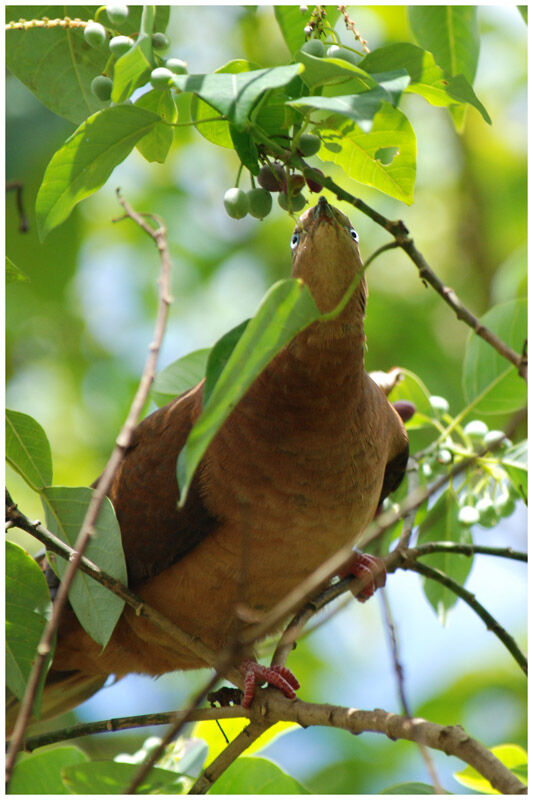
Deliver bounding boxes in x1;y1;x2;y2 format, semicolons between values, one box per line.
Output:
111;33;153;104
41;486;127;647
135;88;177;163
6;6;107;124
6;541;51;702
177;279;320;503
297;49;378;92
152;348;211;408
203;319;250;406
462;299;526;414
417;491;473;622
408;7;480;83
274;6;340;55
8;746;89;795
191;60;256;149
36;105;160;239
6;408;53;490
317;103;416;203
501;440;527;502
62;760;185;794
172;64;304;130
360;43;490;123
210;756;310;794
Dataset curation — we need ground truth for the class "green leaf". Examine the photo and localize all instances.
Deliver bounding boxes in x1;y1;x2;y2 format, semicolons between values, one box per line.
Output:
501;440;527;502
177;279;320;504
6;541;51;703
517;6;527;24
172;64;304;130
193;717;298;767
408;7;480;83
8;746;89;795
203;319;250;406
152;349;211;408
36;105;160;239
462;299;526;414
6;408;53;490
317;103;416;203
209;756;310;794
6;6;108;124
381;782;442;794
6;256;30;283
417;490;473;622
41;486;127;647
274;6;340;55
191;60;256;149
135;89;177;163
229;126;259;175
297;49;378;92
388;368;435;430
454;743;527;793
360;44;490;123
111;33;153;104
62;760;185;794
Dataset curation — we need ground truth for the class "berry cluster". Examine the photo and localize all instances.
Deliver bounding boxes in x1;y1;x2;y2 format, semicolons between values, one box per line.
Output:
85;6;185;101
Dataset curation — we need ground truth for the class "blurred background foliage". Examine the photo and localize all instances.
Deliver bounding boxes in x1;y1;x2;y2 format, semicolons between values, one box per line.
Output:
6;5;526;792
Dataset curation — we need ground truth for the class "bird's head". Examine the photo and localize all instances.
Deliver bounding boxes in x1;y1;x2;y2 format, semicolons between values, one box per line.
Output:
290;196;367;316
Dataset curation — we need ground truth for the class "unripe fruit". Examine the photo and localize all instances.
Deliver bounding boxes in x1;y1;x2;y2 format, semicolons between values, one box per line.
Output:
224;188;249;219
476;497;498;527
247;188;273;220
436;449;452;465
463;419;489;439
288;173;305;193
326;44;359;65
494;494;516;518
429;395;449;414
458;505;480;526
91;75;113;101
106;5;129;25
483;430;507;450
84;21;107;48
152;32;170;51
150;67;174;90
305;167;325;193
304;25;313;37
297;133;321;157
258;163;285;192
301;39;325;58
109;35;134;56
278;192;306;212
165;58;188;74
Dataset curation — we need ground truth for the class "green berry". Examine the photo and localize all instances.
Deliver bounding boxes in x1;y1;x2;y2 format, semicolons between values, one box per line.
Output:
224;188;249;219
297;133;321;157
91;75;113;101
494;493;516;518
326;44;360;65
258;163;285;192
278;192;306;212
301;39;325;58
109;35;134;57
463;420;489;439
152;32;170;51
84;21;107;48
476;497;498;527
436;449;452;465
150;67;174;90
106;5;129;25
458;506;480;526
165;58;188;75
483;430;507;450
247;188;272;220
429;395;449;414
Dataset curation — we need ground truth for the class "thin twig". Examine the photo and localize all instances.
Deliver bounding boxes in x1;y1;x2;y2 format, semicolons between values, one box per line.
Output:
5;193;173;786
406;542;527;562
394;558;527;675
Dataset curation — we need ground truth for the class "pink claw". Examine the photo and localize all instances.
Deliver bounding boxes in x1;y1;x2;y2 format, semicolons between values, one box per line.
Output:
340;551;387;602
240;660;300;708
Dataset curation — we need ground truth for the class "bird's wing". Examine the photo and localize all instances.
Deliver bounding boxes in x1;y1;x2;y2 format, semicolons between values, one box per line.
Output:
106;382;222;586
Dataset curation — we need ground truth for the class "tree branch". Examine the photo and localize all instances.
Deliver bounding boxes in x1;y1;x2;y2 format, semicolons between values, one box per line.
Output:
6;194;174;785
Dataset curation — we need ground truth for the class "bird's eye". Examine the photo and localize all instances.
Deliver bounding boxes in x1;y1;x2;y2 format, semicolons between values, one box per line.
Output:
349;228;359;243
290;232;300;250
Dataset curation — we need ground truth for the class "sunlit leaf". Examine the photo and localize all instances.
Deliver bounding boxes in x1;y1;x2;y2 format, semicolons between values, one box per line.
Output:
152;349;211;408
191;60;256;149
209;756;310;794
6;541;51;702
408;7;480;83
36;105;160;239
462;299;526;414
135;88;177;163
193;717;298;767
177;279;320;503
111;33;153;104
41;487;126;647
9;746;89;795
454;743;527;794
62;760;184;794
6;408;53;490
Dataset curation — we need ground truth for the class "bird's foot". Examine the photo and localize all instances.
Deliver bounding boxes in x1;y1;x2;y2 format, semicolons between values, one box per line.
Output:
240;660;300;709
340;551;387;602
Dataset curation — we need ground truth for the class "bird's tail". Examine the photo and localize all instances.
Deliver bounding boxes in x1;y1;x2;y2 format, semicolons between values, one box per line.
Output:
6;669;107;738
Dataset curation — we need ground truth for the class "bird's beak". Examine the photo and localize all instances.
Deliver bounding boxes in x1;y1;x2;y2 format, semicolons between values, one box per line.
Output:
313;196;334;221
